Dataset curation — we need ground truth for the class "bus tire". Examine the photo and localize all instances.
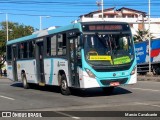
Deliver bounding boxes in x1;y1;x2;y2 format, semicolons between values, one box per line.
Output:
152;66;160;75
139;72;147;75
21;73;29;89
155;67;160;75
60;74;71;95
102;87;114;94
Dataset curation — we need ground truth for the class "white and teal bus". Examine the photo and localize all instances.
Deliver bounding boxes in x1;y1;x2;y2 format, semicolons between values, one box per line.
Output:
6;22;137;95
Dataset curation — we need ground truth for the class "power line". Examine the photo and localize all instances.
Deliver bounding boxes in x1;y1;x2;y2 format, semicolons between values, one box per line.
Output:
0;11;159;18
0;1;159;6
0;8;84;13
0;12;78;17
0;1;159;19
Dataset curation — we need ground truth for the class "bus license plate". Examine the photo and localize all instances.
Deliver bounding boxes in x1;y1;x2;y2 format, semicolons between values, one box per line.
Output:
110;82;120;86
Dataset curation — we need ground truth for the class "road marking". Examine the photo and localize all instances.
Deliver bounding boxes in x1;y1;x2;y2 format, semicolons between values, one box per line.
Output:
54;111;80;119
131;88;160;92
28;102;143;111
0;95;15;100
72;117;80;119
0;84;9;85
136;102;160;108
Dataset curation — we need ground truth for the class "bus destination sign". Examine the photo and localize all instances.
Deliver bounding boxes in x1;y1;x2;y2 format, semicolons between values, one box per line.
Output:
82;24;126;32
89;25;122;30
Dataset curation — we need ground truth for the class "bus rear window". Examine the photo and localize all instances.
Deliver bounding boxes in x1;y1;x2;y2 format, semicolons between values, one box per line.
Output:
7;46;12;61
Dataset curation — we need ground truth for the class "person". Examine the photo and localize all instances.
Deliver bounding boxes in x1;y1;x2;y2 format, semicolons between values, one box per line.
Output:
3;69;7;76
0;69;2;76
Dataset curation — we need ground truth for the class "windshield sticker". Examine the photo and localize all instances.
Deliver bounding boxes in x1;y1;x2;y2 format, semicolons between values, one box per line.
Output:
113;56;131;64
89;56;111;61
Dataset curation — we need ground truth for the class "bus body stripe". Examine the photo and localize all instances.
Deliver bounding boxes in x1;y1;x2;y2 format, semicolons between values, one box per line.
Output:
48;59;54;85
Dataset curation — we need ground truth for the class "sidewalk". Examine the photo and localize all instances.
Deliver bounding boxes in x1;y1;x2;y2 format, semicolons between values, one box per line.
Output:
0;76;8;79
138;75;160;82
1;75;160;82
0;76;12;83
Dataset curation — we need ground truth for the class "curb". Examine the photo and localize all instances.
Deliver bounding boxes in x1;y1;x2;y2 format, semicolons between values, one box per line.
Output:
1;76;160;82
0;76;8;79
138;76;160;82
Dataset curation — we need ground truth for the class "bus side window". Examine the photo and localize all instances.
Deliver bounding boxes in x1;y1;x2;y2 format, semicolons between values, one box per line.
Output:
18;44;20;59
57;33;66;55
62;34;66;55
20;43;24;59
47;37;51;56
7;45;12;61
50;35;57;56
29;41;35;58
23;42;28;58
19;42;28;59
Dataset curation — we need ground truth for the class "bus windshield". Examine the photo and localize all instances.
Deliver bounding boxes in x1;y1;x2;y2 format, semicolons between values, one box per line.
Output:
84;33;134;66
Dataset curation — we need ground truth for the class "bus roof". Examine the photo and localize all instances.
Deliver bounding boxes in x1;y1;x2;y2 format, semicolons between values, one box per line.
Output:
7;22;82;45
6;21;129;45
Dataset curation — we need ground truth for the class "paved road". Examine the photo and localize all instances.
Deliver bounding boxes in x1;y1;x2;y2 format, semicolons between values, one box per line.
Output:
138;75;160;82
0;78;160;120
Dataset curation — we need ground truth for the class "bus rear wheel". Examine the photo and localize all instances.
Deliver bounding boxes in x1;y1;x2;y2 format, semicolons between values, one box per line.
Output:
102;87;115;94
60;74;71;95
21;73;29;89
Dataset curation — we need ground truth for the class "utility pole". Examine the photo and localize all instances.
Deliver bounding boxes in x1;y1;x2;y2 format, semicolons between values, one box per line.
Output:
96;0;104;19
96;0;101;10
142;14;145;31
101;0;104;19
6;13;8;41
40;16;42;30
39;16;50;30
148;0;151;74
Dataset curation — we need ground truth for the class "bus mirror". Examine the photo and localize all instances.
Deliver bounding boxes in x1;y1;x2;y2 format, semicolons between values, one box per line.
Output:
78;36;80;46
78;35;83;47
4;55;6;61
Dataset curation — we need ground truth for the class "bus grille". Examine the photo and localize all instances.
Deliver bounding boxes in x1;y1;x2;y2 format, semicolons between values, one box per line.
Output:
100;78;128;86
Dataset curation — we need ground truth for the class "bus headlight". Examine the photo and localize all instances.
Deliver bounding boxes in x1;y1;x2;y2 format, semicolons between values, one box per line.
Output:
130;66;137;75
85;68;96;78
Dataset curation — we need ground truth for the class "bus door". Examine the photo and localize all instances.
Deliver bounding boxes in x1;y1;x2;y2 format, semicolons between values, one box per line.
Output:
36;41;45;86
68;37;80;87
12;45;18;81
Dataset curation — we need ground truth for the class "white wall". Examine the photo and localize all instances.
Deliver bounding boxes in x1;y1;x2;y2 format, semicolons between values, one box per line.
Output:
78;17;160;38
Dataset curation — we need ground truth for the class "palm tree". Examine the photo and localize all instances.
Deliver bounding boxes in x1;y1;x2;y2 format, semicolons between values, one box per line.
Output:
134;29;154;42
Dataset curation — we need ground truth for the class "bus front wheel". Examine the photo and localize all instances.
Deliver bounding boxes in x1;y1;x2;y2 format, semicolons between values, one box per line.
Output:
60;74;71;95
21;73;29;89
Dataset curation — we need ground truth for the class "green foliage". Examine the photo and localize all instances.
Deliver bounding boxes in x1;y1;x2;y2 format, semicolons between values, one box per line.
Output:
134;29;154;43
0;21;34;40
0;21;35;68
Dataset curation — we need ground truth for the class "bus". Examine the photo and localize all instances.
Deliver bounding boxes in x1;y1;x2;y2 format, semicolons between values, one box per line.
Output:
6;21;137;95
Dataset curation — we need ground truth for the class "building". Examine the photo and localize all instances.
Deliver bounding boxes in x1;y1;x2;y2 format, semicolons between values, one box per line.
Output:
78;7;160;39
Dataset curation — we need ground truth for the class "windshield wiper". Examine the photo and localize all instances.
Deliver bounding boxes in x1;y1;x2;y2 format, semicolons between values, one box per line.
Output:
95;34;107;48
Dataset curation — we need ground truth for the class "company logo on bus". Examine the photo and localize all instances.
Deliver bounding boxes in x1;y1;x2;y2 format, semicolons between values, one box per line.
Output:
17;64;20;69
113;73;116;77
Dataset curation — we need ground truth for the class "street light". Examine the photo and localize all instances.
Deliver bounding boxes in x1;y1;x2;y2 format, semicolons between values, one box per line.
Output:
0;12;8;41
97;0;104;19
101;0;104;19
39;16;50;30
6;13;8;41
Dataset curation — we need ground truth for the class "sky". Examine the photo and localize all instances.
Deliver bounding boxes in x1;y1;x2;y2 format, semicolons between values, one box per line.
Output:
0;0;160;30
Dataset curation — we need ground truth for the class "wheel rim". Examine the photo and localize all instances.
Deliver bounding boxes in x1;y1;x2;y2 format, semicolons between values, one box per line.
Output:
23;78;27;86
61;80;67;91
153;68;156;75
22;74;27;87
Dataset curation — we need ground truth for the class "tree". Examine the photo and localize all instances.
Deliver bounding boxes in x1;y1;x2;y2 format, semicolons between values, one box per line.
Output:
0;21;35;69
133;29;154;42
